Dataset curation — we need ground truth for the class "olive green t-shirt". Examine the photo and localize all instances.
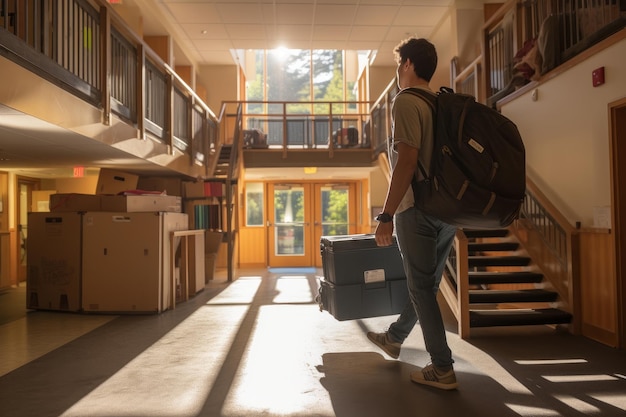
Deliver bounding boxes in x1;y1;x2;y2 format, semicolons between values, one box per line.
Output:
390;87;435;214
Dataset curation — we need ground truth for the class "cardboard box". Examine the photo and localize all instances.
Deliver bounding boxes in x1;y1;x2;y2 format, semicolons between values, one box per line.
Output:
95;168;139;195
318;277;409;321
81;212;188;313
49;193;102;212
27;212;83;311
100;195;182;212
183;181;205;198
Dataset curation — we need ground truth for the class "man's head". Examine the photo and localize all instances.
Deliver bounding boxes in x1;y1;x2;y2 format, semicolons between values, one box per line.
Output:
394;38;437;84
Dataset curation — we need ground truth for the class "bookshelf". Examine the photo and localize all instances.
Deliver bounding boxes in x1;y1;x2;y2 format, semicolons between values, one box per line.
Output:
183;179;237;281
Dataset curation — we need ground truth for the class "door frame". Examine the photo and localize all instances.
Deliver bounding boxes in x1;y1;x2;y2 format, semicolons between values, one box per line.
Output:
267;182;313;267
610;97;626;349
266;180;359;268
14;175;40;283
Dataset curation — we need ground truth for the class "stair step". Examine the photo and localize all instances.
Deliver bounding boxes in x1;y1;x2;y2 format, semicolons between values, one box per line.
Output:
469;255;531;267
469;271;544;285
468;242;519;252
469;289;558;304
463;229;509;239
218;145;232;161
469;308;572;328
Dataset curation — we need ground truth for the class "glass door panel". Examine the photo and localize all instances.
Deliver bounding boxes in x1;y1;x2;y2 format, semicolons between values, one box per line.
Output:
268;183;312;267
313;183;357;267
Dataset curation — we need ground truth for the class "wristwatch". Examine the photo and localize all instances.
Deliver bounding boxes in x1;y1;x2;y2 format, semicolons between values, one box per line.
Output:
375;212;393;223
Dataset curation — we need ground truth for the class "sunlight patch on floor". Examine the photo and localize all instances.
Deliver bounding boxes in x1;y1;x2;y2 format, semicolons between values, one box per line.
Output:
206;276;262;305
553;394;601;414
224;304;335;416
273;275;316;304
515;359;587;365
588;393;626;412
59;304;250;417
448;338;533;395
542;374;620;383
505;403;562;416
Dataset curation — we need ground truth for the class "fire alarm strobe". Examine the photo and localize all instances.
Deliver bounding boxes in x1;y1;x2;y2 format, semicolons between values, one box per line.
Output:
592;67;605;87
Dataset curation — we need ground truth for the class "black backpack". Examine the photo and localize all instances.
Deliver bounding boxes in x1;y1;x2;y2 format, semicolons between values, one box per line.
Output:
402;87;526;229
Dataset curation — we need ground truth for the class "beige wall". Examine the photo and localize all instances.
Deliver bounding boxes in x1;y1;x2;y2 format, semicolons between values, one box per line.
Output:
369;168;389;210
501;38;626;227
454;5;486;69
430;12;455;91
197;65;239;116
369;66;396;104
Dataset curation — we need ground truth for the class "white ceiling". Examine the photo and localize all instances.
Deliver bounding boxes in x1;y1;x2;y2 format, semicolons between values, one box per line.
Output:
123;0;455;67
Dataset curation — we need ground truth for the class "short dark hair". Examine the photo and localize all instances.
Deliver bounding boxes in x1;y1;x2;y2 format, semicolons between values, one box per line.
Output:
393;38;437;82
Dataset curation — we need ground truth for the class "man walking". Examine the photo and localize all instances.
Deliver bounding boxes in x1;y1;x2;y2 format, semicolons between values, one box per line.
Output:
368;37;458;390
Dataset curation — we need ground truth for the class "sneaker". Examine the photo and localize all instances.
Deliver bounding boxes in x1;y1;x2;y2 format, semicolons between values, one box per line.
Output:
366;331;401;359
410;363;458;390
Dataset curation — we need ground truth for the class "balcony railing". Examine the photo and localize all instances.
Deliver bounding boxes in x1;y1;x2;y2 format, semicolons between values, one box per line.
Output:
483;0;625;107
0;0;219;174
219;100;372;157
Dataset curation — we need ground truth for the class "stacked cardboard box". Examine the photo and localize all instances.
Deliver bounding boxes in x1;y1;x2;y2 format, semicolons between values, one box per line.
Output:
27;212;83;311
28;169;193;314
49;169;181;213
81;212;188;313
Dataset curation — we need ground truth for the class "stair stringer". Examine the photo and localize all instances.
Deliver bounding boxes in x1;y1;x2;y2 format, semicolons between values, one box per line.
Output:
440;225;574;339
509;218;580;334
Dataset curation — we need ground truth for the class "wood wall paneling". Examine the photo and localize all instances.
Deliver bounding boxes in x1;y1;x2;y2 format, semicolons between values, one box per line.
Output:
579;230;618;347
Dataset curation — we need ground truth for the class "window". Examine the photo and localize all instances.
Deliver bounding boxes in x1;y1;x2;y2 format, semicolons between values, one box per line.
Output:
320;185;349;236
246;182;264;226
241;49;366;106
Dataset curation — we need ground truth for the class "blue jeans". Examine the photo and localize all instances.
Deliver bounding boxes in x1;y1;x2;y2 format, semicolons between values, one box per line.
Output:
386;206;456;369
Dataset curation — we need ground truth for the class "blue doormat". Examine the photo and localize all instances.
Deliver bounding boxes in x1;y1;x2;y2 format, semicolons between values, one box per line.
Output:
268;267;317;274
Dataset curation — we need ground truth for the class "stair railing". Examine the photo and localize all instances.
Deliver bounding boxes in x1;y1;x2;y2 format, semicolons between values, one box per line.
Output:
513;178;580;332
439;178;580;337
224;103;243;282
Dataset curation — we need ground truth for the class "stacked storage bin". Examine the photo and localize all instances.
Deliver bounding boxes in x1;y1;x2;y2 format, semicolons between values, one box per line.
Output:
318;234;409;320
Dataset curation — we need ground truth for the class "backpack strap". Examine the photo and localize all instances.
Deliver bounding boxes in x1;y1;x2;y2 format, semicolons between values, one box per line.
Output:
399;87;437;180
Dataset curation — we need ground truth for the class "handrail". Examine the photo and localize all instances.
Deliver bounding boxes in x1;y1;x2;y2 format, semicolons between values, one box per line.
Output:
516;177;579;312
524;177;577;237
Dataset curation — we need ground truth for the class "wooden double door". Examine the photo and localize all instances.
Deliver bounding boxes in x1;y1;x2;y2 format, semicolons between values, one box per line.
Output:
267;182;357;268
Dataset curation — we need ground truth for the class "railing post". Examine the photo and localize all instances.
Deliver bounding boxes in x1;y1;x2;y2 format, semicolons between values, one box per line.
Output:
166;73;174;153
282;102;288;158
136;43;145;140
99;5;110;126
329;104;334;158
455;230;471;338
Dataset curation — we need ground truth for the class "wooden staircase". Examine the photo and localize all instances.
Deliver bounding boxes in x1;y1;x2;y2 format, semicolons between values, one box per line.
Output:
444;228;573;337
213;144;232;178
